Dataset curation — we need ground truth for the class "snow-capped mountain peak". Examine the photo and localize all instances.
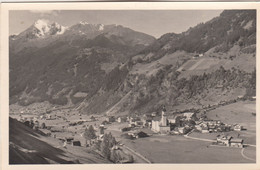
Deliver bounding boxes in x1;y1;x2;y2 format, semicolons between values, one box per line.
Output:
79;21;89;25
32;19;67;38
33;19;51;37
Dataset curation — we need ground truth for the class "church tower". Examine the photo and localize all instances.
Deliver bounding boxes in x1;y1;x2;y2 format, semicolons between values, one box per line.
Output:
161;105;167;126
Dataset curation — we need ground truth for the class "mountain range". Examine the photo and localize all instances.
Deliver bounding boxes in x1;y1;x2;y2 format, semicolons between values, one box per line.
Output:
9;10;256;116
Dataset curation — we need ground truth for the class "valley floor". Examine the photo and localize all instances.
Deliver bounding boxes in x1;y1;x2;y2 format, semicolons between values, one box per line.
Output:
9;100;256;164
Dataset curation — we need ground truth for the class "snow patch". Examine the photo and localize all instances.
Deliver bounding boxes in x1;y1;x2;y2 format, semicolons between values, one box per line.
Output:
80;21;89;25
243;20;253;30
34;19;51;36
33;19;66;37
99;24;104;31
57;26;67;34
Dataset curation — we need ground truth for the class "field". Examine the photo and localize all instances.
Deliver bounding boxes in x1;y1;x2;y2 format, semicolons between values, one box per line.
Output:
105;124;255;163
207;101;256;132
130;51;192;76
106;129;255;163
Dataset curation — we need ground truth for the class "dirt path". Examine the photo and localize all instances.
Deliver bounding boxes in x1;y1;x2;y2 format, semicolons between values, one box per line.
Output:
240;148;256;162
188;58;205;70
122;145;151;163
184;134;215;142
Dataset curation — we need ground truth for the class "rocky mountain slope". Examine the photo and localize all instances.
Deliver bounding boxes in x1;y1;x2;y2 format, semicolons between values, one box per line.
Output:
10;10;256;116
9;20;155;107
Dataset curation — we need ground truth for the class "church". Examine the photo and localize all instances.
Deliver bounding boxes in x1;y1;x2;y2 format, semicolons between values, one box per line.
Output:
151;106;171;134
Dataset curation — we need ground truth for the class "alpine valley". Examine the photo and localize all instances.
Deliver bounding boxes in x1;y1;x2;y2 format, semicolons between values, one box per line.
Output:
8;9;257;164
10;10;256;115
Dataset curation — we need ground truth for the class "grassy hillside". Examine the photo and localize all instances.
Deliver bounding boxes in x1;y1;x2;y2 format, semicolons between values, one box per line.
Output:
9;118;109;164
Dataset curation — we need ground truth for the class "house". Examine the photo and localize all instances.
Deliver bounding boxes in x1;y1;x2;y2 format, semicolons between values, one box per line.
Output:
135;131;149;138
117;117;127;123
151;112;157;117
65;137;74;144
121;127;132;132
141;114;153;127
128;123;135;128
216;135;232;146
195;124;202;131
72;141;81;146
160;126;171;134
90;116;96;121
230;138;243;148
129;117;141;124
99;124;105;134
201;126;209;133
178;127;189;134
193;54;199;58
106;116;115;122
112;145;120;150
167;114;180;124
183;112;194;120
101;120;109;125
135;121;144;127
128;131;149;139
234;124;243;131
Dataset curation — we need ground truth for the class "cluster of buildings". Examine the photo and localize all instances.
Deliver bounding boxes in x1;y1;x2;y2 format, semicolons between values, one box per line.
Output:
151;106;196;134
215;134;244;148
58;137;82;147
195;120;229;133
194;120;243;133
110;105;244;138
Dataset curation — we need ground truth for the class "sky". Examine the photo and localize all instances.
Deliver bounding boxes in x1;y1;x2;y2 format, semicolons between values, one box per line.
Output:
9;10;223;38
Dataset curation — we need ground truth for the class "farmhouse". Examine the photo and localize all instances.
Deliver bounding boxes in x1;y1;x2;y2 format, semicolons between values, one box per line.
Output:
117;117;127;123
233;124;243;131
230;138;243;148
90;116;96;121
216;135;243;148
99;124;105;135
216;135;232;146
135;131;149;138
183;112;194;120
178;127;189;134
65;137;74;144
106;116;115;122
128;131;149;139
72;140;81;146
201;126;209;133
129;117;141;124
141;114;153;127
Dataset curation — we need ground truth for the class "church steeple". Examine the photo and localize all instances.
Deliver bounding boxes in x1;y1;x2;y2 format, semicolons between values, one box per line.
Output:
161;105;167;126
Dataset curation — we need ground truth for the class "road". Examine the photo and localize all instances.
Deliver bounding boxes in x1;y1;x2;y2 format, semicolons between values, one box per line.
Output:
122;145;151;163
184;130;256;162
240;148;256;162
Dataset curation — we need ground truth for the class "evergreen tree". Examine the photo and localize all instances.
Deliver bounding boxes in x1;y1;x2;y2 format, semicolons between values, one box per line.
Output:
100;134;111;160
84;125;96;140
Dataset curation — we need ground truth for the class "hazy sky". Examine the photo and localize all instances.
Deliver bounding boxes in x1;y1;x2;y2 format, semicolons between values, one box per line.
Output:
9;10;223;38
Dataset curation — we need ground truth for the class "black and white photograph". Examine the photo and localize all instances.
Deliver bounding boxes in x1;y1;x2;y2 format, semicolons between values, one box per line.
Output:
1;2;258;168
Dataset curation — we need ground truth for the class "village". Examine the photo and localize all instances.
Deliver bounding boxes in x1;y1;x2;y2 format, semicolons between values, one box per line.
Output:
9;95;256;163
